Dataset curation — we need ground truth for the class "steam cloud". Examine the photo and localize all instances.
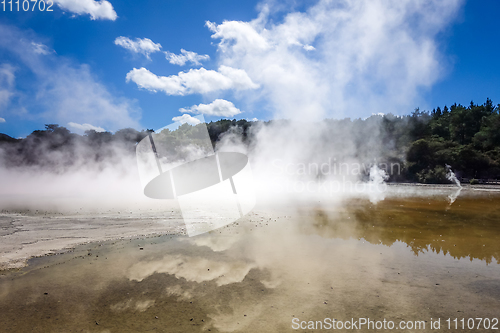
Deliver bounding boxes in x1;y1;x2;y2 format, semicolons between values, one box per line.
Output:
0;0;464;234
208;0;462;120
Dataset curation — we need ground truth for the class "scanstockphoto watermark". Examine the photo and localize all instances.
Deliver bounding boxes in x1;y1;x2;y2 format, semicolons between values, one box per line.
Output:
272;158;401;177
292;318;428;330
292;317;499;330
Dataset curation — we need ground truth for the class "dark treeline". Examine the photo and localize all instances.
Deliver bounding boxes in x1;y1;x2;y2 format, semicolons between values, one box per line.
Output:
0;98;499;182
404;98;500;183
0;125;151;171
320;98;500;183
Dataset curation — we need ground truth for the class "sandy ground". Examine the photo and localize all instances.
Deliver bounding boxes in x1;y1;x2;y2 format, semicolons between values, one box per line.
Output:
0;209;186;270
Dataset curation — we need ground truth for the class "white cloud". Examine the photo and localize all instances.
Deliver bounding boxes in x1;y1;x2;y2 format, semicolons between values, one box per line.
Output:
39;64;141;131
207;0;463;120
114;37;162;59
0;117;5;123
128;254;255;286
53;0;117;20
180;99;241;117
172;114;201;125
0;64;16;109
165;49;210;66
0;24;141;132
31;42;52;55
206;19;269;53
126;65;258;96
67;122;106;133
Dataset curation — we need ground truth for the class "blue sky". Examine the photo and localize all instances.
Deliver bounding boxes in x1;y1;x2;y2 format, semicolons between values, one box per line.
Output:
0;0;499;138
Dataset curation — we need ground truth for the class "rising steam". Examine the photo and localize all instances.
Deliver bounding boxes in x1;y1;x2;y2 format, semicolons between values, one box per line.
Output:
446;164;462;206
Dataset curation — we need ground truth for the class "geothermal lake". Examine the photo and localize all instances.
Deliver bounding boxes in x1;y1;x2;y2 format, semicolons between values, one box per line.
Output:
1;186;500;332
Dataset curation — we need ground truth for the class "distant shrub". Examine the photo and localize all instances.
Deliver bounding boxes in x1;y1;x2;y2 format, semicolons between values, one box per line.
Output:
416;165;448;184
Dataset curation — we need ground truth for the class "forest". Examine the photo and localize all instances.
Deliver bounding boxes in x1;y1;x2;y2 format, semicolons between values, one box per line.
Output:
0;98;499;184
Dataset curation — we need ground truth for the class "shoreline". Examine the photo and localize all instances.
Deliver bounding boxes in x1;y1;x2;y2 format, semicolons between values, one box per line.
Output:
387;182;500;189
0;212;186;271
2;184;499;272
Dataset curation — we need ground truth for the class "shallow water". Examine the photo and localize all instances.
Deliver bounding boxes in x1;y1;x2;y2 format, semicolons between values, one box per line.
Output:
1;191;500;332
